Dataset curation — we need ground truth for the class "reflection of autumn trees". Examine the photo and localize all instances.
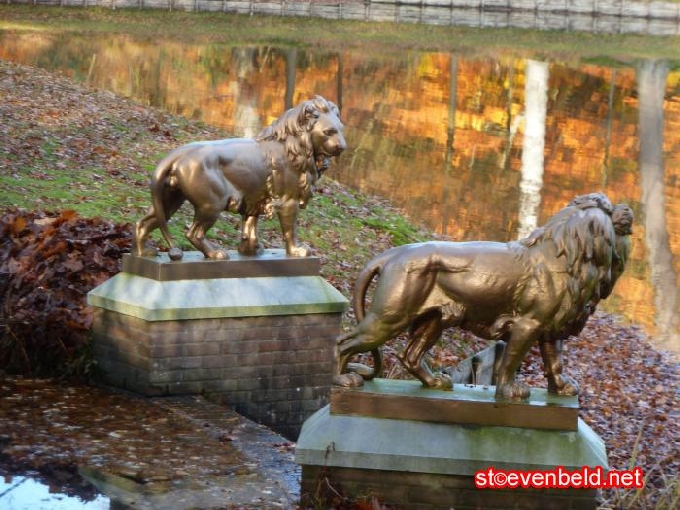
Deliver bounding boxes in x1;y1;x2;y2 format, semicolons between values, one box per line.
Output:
1;32;679;348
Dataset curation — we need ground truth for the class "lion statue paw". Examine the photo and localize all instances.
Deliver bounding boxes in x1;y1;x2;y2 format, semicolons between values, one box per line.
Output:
287;244;310;258
497;381;531;400
238;239;264;257
332;372;365;388
168;247;183;261
430;373;453;390
549;375;579;396
210;249;230;260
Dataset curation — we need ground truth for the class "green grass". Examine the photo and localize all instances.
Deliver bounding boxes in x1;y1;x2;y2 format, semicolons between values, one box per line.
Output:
0;170;140;221
361;215;422;246
1;5;680;63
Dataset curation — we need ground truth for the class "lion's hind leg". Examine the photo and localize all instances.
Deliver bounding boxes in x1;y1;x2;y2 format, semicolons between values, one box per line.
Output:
186;203;229;260
133;209;160;257
401;310;452;390
133;190;185;258
334;313;404;387
333;328;366;388
540;339;579;396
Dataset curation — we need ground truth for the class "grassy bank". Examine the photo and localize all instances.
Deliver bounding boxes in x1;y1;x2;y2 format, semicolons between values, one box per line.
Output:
1;5;680;63
0;58;429;301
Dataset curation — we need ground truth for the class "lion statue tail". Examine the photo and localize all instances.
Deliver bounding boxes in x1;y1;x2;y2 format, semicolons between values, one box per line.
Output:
349;249;396;380
150;152;182;254
353;250;391;321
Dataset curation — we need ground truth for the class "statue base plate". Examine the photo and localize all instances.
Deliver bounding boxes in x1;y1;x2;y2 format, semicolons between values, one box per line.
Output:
330;379;578;431
122;249;320;281
88;251;345;322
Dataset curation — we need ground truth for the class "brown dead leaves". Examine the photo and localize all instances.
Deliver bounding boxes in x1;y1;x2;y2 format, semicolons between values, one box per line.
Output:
0;209;132;376
520;313;679;508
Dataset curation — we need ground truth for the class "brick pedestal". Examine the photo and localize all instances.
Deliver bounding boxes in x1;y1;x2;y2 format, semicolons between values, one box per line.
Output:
87;250;348;440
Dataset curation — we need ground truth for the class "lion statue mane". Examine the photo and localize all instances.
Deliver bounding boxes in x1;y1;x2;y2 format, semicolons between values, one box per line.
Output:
335;193;633;400
132;95;346;260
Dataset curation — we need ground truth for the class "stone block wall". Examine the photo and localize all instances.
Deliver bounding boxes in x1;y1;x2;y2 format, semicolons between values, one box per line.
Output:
92;307;341;440
301;465;599;509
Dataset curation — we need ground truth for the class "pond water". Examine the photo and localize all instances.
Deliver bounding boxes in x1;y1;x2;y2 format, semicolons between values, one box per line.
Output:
0;476;109;510
1;30;679;355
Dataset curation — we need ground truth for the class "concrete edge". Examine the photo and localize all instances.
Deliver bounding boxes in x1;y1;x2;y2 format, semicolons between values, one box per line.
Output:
295;405;608;475
87;273;349;321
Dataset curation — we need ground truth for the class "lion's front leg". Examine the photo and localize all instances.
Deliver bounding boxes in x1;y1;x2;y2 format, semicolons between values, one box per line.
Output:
494;318;541;400
540;339;579;396
277;199;309;257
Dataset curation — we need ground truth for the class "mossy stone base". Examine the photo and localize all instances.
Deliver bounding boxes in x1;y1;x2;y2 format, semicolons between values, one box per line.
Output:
330;378;579;431
87;272;347;321
296;405;607;509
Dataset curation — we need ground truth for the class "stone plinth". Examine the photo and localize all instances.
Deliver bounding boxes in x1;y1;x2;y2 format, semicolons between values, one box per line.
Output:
296;380;607;509
87;250;348;440
330;379;579;431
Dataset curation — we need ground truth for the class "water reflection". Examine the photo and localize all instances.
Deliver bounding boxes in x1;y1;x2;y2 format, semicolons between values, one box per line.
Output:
518;59;548;239
0;31;678;355
0;476;109;510
637;60;680;353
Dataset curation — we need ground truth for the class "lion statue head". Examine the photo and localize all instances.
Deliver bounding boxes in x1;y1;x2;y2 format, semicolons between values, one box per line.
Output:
256;95;342;182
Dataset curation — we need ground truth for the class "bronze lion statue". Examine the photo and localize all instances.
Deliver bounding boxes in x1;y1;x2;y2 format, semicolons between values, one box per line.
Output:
334;193;633;400
132;95;346;260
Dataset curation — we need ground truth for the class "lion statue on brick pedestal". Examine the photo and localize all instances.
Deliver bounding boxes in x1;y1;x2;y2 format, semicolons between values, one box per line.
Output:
132;95;346;260
334;193;633;400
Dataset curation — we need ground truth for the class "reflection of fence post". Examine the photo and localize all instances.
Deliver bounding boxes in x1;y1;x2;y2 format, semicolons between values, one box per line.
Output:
336;52;343;113
637;59;680;351
440;54;458;236
517;59;548;240
602;68;616;186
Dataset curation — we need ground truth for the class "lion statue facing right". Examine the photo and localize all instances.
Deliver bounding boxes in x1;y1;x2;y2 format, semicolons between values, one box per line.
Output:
334;193;633;400
132;95;345;261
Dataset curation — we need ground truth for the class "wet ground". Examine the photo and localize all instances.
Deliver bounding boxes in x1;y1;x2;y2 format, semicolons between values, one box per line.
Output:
0;376;300;509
